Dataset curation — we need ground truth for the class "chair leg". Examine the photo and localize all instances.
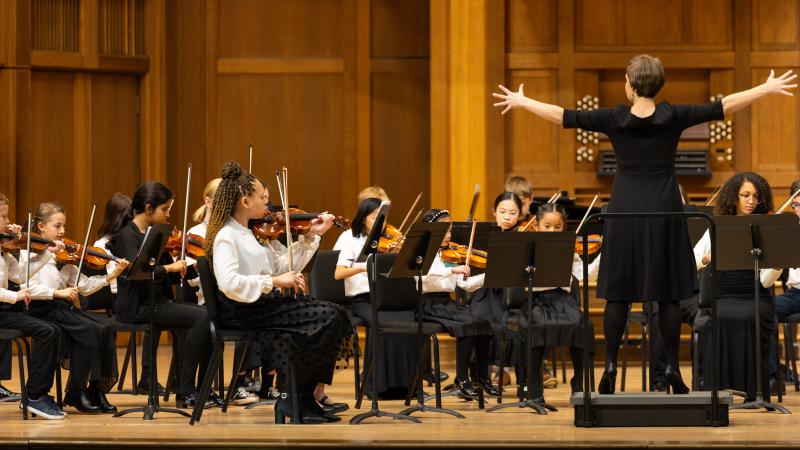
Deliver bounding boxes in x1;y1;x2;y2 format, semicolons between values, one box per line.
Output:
164;333;180;402
14;339;27;420
641;322;648;392
55;363;63;408
620;321;630;393
788;323;800;392
560;347;568;384
775;327;783;403
550;346;557;379
117;332;133;392
223;341;249;413
496;337;506;404
190;342;222;425
426;338;433;387
130;331;139;394
217;351;225;400
352;326;361;401
431;334;443;409
289;364;300;425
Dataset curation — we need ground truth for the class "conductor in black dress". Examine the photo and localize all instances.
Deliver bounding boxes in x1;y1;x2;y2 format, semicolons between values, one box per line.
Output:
493;54;796;393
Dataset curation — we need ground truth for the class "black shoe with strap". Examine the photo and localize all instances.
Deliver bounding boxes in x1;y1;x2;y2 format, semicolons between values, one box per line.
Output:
64;388;102;414
598;362;617;394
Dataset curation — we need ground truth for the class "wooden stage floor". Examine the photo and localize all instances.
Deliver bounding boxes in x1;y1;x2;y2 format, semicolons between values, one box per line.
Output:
0;341;798;449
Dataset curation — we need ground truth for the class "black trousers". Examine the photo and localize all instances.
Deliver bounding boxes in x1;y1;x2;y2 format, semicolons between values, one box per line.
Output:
133;301;211;396
0;312;61;399
0;341;10;380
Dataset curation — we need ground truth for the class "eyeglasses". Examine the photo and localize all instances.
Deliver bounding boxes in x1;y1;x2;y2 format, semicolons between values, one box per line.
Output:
791;202;800;211
738;193;761;203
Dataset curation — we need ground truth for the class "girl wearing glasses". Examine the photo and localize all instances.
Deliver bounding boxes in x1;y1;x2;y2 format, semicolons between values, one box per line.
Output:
694;172;783;403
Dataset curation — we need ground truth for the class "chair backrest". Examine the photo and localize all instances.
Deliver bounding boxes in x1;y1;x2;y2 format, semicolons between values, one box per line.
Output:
196;256;221;319
697;266;714;309
366;253;419;312
308;250;346;303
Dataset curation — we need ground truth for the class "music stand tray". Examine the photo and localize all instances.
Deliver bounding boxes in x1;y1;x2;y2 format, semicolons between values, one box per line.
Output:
483;231;575;415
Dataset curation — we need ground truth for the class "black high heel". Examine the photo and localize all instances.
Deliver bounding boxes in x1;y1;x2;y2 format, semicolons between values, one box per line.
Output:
274;394;326;424
663;365;689;394
598;362;617;394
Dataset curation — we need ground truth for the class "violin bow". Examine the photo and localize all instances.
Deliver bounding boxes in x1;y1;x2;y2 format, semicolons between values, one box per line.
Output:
179;163;192;289
248;143;253;174
466;184;480;221
397;191;423;236
24;210;32;311
576;193;600;236
276;168;294;275
465;220;477;275
777;186;800;214
74;203;98;295
705;186;721;206
547;191;560;204
517;216;536;232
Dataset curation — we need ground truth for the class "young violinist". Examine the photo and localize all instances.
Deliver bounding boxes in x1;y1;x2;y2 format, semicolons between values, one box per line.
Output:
108;182;215;409
694;172;782;401
22;202;128;414
0;194;64;419
206;161;351;424
504;176;534;223
333;196;420;400
94;192;131;301
418;209;500;398
505;202;601;405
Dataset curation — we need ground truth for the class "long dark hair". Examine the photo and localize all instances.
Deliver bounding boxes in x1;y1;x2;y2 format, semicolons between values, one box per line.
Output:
131;182;174;217
352;198;382;237
98;192;132;239
715;172;773;216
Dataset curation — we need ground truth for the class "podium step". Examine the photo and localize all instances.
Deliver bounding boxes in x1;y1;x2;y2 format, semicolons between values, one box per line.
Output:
571;391;733;427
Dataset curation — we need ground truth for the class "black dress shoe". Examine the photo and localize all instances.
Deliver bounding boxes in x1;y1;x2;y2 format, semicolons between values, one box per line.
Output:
64;388;102;414
136;379;166;395
89;383;118;414
652;381;667;392
474;377;501;397
175;392;215;409
0;383;19;399
424;371;449;384
208;391;224;407
318;394;349;414
274;394;326;424
664;365;689;394
454;377;481;399
305;395;342;422
598;362;617;394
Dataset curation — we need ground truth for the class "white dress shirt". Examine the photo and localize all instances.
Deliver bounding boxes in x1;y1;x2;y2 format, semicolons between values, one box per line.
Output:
212;218;319;303
20;250;109;300
333;229;369;297
693;229;782;288
421;252;485;294
0;250;51;304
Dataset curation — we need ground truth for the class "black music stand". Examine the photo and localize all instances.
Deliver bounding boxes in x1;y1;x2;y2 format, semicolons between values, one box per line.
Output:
350;203;421;424
114;224;191;420
389;223;462;419
483;231;575;415
714;214;800;414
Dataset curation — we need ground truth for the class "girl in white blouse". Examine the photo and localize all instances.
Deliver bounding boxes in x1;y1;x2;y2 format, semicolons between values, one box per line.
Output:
24;202;128;414
206;162;351;424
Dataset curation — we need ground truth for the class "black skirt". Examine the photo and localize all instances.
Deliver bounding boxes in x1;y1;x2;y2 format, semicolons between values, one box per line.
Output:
506;289;594;351
422;292;493;338
217;292;353;386
29;301;118;392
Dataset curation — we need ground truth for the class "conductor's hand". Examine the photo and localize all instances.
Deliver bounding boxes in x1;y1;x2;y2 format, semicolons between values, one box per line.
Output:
762;70;797;96
272;271;306;293
492;84;530;115
165;260;188;277
55;287;79;307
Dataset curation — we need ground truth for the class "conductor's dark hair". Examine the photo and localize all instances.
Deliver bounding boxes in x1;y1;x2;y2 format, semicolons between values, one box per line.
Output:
352;197;382;237
715;172;773;216
493;191;522;212
626;54;665;99
535;203;568;222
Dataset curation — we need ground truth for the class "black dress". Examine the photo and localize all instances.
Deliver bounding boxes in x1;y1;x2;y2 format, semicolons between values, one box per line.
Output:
563;101;724;303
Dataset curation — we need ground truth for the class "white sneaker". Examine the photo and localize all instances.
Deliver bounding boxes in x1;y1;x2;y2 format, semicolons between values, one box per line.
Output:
231;387;258;406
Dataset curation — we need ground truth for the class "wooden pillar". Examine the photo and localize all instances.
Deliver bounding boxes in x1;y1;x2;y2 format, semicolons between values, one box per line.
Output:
0;0;31;213
140;0;167;182
431;0;502;220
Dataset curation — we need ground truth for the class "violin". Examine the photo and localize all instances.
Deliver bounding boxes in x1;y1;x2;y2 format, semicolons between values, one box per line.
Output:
440;243;487;269
1;231;57;254
164;227;206;259
575;193;602;256
378;223;404;253
54;238;123;270
250;208;351;242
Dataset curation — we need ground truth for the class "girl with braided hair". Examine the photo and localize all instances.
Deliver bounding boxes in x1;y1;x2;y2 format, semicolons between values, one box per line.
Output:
206;161;352;424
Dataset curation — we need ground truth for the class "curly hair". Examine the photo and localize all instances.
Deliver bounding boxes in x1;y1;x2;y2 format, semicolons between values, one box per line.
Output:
715;172;774;216
203;162;257;264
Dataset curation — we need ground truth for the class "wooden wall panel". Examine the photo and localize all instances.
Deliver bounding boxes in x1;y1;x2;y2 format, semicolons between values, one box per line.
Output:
371;0;429;58
752;0;799;51
505;70;559;175
370;72;430;214
218;0;344;58
31;0;80;52
750;67;800;172
622;0;683;46
506;0;557;53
